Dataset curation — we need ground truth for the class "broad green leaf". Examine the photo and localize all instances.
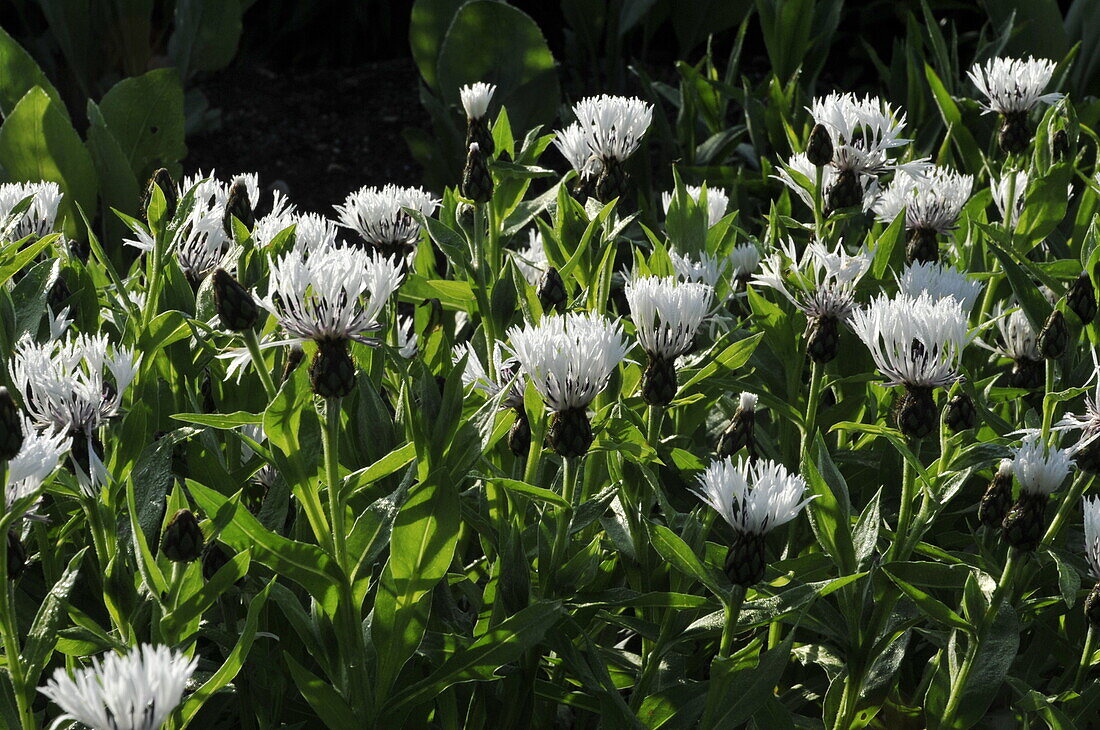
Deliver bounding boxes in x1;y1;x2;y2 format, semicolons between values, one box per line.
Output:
0;26;65;117
23;548;86;687
99;69;187;182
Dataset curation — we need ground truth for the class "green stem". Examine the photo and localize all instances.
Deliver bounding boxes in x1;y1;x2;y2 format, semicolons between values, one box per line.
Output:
941;551;1020;726
322;398;346;568
1041;359;1056;442
548;457;580;595
1042;472;1094;549
800;359;824;459
0;464;34;730
718;584;748;658
1075;625;1096;691
646;405;662;451
243;328;278;401
890;445;919;562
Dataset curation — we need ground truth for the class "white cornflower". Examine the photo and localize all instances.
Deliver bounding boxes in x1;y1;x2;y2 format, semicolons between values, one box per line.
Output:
553;95;653;172
1083;496;1100;578
850;293;972;388
740;392;758;412
460;82;496;120
1054;354;1100;455
967;56;1061;115
39;644;197;730
455;342;523;410
752;238;872;321
293;213;342;252
256;246;403;347
693;456;813;535
252;192;298;248
507;312;630;412
334;184;440;254
513;229;550;284
1011;433;1072;495
986;304;1040;361
661;185;729;227
397;316;417;359
5;415;68;522
774;152;842;210
670;249;723;289
897;262;982;312
624;276;714;361
0;181;63;241
179;170;260;212
992;170;1028;227
728;243;763;284
807;93;916;178
872;166;973;234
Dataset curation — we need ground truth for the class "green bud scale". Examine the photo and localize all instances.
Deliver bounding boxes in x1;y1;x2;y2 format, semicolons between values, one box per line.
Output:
1052;129;1069;163
905;228;939;265
309;340;357;399
537;267;567;313
460;143;494;204
806;123;834;167
724;530;767;587
1067;272;1097;324
1086;582;1100;629
143;168;178;221
212;269;259;332
201;541;232;582
223;179;255;234
594;159;628;204
508;409;531;458
998;112;1030;156
805;315;839;364
641;355;677;407
943;393;977;434
547;407;593;459
895;385;937;440
716;403;756;458
1037;309;1068;360
161;509;204;563
978;468;1013;528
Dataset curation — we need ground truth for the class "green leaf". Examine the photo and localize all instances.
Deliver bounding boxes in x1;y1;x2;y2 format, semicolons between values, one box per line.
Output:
284;652;358;730
171;411;264;429
168;0;244;79
86;100;141;241
99;69;187;183
872;213;905;279
802;442;856;574
679;332;763;392
0;87;98;239
883;566;970;632
22;548;86;687
986;236;1054;333
924;64;981;173
161;549;251;640
409;0;466;89
0;26;65;117
700;636;793;728
481;476;569;509
649;523;727;598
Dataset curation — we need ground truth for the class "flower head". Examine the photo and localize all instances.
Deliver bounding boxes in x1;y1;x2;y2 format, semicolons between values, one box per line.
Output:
334;184;439;253
507;312;630;412
739;391;758;412
967;56;1061;115
0;181;63;241
513;229;550;285
39;644;197;730
986;304;1040;361
256;246;403;346
5;415;68;521
753;239;872;320
897;262;982;312
624;276;714;360
808;93;915;177
661;185;729;227
455;342;524;410
670;249;723;289
1011;433;1072;495
554;95;653;171
693;456;813;535
873;166;973;234
460;82;496;120
850;293;972;388
1084;495;1100;579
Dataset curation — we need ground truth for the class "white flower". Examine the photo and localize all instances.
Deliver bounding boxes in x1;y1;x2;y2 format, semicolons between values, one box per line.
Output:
1055;353;1100;445
774;153;840;210
397;316;418;359
39;644;197;730
513;229;550;284
293;213;343;252
670;249;723;288
455;342;523;410
335;184;439;251
5;415;68;521
897;262;982;312
986;304;1040;361
752;238;872;320
992;170;1028;227
661;185;729;227
0;181;63;241
507;312;630;412
693;456;813;535
256;246;403;346
849;293;972;388
252;191;298;248
739;391;758;412
624;275;714;360
728;243;763;282
1011;433;1072;495
553;95;653;171
1084;495;1100;579
872;166;973;234
808;93;915;177
967;56;1062;115
460;82;496;120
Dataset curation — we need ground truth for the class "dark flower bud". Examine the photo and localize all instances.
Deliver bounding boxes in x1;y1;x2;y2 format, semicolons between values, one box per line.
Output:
905;228;939;265
896;386;936;440
725;530;767;587
1052;129;1069;163
547;407;593;458
978;461;1013;528
201;541;235;582
825;169;863;214
943;393;977;434
160;509;204;563
508;409;531;457
461;143;494;204
143;168;178;221
223;180;255;234
310;340;356;399
717;394;757;458
466;116;495;158
48;275;71;313
805;315;839;364
282;346;305;384
1008;358;1044;390
594;159;628;204
0;387;25;461
6;532;26;580
213;269;259;332
537;267;567;313
806;123;834;167
200;370;216;413
1067;272;1097;324
1001;491;1048;551
998;112;1030;156
1086;582;1100;629
641;355;677;407
1037;309;1068;360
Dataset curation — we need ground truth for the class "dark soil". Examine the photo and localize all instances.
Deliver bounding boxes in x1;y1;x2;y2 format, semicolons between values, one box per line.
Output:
186;58;426;215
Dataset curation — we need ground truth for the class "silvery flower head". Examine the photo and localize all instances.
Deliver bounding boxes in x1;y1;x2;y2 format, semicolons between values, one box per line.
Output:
774;152;843;210
506;312;630;412
808;93;913;177
460;82;496;120
251;192;298;249
670;249;723;289
1055;353;1100;455
693;456;814;535
873;166;973;234
728;243;763;284
661;185;729;227
256;245;403;347
554;95;653;170
752;238;872;320
992;170;1028;227
455;342;523;411
334;184;440;255
897;262;982;312
5;415;68;522
0;181;63;241
967;56;1061;115
293;213;343;252
986;304;1040;361
513;229;550;285
849;292;972;389
624;275;714;361
39;644;197;730
1084;495;1100;579
1011;432;1072;495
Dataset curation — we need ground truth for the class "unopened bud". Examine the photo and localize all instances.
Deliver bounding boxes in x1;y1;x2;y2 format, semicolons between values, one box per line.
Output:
201;541;234;582
896;386;936;440
144;168;178;221
282;346;305;384
1037;309;1068;359
466;115;495;158
160;509;204;562
978;460;1013;528
223;180;255;234
717;392;757;458
537;267;567;313
213;269;259;332
805;315;839;364
1001;491;1048;551
0;388;24;461
806;123;834;167
547;407;593;458
310;340;356;399
508;409;531;457
1067;272;1097;324
641;355;677;407
905;228;939;265
998;112;1030;156
943;393;977;434
461;143;493;204
824;169;862;214
725;530;767;586
1008;358;1044;390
